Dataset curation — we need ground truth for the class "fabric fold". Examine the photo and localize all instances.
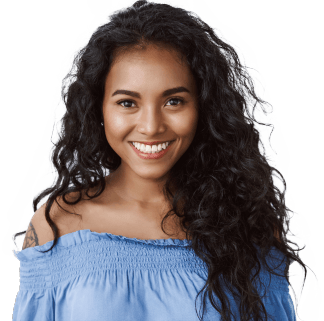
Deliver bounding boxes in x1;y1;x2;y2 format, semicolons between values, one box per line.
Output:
12;229;296;321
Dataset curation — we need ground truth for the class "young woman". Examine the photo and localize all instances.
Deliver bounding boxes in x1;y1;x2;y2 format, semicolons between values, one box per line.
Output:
13;1;306;320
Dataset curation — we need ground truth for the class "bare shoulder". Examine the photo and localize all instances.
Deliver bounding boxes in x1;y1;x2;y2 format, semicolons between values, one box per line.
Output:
22;203;49;249
22;192;85;250
22;218;40;250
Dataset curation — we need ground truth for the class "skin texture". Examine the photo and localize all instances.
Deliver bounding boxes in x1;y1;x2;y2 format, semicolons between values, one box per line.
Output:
101;44;199;219
22;221;39;249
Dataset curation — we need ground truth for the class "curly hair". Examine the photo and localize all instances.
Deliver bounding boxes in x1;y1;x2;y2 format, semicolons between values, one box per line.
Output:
14;1;307;320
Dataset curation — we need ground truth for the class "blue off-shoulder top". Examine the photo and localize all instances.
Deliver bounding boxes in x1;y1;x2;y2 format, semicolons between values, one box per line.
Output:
12;229;296;321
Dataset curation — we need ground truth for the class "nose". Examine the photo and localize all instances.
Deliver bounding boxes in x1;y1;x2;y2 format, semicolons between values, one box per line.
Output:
136;106;167;136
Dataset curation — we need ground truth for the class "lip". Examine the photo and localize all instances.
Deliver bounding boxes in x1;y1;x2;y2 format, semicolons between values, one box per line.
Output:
129;140;175;145
129;140;175;160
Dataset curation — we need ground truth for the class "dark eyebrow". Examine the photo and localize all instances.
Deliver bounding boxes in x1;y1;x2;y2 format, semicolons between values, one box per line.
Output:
111;86;190;98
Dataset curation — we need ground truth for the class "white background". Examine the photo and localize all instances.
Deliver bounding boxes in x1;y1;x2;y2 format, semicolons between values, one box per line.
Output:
3;0;321;321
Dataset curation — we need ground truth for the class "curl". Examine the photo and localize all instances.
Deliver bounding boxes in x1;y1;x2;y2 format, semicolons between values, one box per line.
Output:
14;1;308;320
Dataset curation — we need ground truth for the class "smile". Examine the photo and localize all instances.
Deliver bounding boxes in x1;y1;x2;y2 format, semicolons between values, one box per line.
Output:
131;141;173;153
129;140;175;159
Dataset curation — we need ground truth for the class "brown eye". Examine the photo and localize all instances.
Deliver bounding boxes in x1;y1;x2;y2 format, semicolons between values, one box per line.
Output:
117;97;184;109
118;100;135;108
166;98;184;106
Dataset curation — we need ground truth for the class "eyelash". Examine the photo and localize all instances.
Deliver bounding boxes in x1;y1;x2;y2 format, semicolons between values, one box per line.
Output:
117;97;185;109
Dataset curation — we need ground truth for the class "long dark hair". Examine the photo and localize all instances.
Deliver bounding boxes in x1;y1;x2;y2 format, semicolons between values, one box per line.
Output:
14;1;308;320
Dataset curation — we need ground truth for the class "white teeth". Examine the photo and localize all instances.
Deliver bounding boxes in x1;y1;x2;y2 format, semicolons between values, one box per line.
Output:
132;141;171;153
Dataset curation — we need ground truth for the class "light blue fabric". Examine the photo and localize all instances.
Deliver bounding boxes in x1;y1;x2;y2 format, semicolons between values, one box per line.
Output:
12;229;296;321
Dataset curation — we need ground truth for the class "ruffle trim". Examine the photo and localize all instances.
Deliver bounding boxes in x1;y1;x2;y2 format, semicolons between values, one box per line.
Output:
13;229;192;262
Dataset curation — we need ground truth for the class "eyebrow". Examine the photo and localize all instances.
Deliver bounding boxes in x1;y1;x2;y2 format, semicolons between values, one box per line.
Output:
111;86;190;98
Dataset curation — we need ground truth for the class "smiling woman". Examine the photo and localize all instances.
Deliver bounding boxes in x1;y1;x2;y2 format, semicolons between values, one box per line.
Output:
100;43;198;192
12;1;306;321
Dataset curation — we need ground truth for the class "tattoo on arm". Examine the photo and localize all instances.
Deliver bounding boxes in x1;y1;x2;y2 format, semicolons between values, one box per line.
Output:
22;222;39;250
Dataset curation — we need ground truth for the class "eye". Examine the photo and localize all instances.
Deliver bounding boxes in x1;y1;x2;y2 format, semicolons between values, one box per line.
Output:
117;97;184;109
117;100;135;108
166;98;184;106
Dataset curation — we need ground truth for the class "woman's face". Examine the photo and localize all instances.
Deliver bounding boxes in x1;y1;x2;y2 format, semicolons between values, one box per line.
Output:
102;44;198;182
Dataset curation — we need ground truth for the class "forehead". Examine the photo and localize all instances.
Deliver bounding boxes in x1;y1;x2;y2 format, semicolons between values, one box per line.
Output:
105;45;196;94
112;43;187;69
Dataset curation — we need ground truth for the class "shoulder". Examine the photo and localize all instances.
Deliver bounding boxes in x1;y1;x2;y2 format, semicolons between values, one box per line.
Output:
22;192;84;250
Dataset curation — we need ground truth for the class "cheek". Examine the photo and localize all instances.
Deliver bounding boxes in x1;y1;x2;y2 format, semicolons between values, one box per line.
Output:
173;110;198;138
106;112;128;129
104;113;130;143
